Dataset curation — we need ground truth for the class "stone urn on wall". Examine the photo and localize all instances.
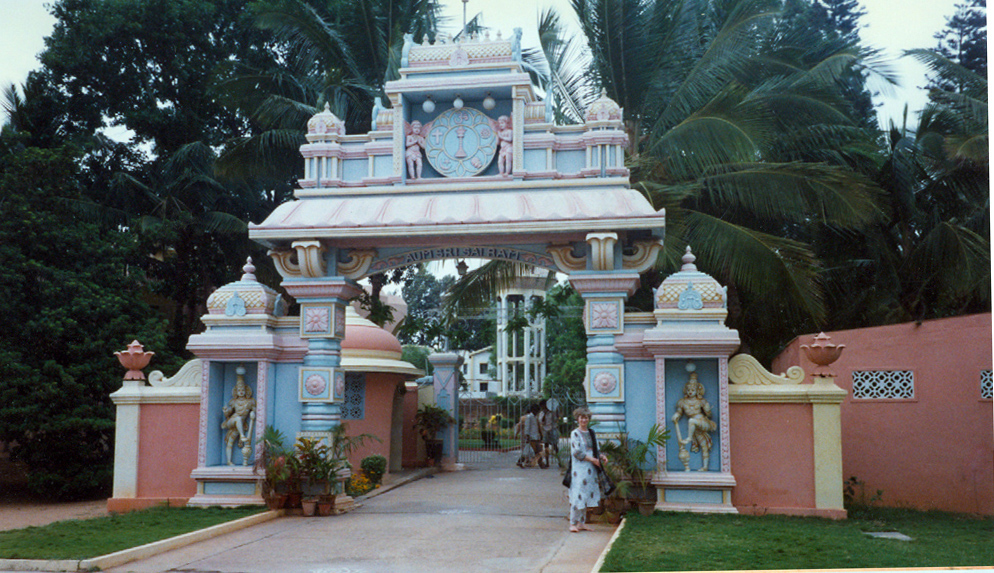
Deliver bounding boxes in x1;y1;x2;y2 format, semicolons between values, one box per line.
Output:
115;340;154;381
801;333;845;377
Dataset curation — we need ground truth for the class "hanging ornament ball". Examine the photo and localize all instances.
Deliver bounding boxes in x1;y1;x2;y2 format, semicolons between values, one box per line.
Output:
483;94;496;110
686;362;697;373
453;95;464;110
422;97;436;113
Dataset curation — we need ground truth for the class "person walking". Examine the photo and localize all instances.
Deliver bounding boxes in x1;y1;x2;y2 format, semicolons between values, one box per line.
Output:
566;407;606;532
539;402;559;466
517;404;546;468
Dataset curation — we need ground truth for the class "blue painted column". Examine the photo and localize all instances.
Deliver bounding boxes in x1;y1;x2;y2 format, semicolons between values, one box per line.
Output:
428;352;463;470
569;232;642;438
281;273;362;436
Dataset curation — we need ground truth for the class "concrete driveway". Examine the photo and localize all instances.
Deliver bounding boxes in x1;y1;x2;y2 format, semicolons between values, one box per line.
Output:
105;452;616;573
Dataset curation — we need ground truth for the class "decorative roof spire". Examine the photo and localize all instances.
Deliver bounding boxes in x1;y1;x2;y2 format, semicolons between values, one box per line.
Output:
681;246;697;271
241;257;257;282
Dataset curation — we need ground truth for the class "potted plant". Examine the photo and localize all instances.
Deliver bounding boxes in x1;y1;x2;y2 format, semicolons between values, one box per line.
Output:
295;436;346;516
601;423;669;516
414;404;454;465
254;426;295;510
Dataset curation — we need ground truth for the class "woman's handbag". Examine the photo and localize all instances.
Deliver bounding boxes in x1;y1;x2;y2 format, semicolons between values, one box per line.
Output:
562;458;572;488
587;427;616;496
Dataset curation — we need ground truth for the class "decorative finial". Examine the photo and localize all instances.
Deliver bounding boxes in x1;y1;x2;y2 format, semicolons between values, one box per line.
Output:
115;340;154;381
801;333;846;377
241;257;257;282
681;246;697;271
323;102;331;113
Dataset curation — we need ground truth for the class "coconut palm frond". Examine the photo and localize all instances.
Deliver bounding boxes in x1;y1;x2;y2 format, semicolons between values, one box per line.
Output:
528;7;591;124
440;260;532;322
202;211;250;234
654;0;779;131
699;162;883;228
906;48;988;97
255;0;365;85
903;221;990;303
682;210;826;325
216;129;306;180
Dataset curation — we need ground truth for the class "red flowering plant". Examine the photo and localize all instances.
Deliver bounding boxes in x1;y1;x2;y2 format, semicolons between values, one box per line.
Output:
255;426;300;505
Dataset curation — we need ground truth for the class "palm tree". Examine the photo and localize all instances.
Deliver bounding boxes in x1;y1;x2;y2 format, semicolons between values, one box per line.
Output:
216;0;441;182
215;1;444;322
820;50;988;327
525;0;892;358
113;142;261;351
438;0;896;360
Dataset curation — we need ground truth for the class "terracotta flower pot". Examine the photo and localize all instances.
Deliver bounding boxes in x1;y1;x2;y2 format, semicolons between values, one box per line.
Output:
302;500;317;516
637;500;656;516
266;493;287;511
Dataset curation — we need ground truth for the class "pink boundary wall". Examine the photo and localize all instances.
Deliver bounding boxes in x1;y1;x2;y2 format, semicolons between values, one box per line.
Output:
341;372;404;469
730;403;820;516
774;313;993;515
108;403;200;512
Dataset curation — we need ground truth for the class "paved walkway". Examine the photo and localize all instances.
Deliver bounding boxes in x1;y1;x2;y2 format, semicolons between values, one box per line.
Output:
101;452;615;573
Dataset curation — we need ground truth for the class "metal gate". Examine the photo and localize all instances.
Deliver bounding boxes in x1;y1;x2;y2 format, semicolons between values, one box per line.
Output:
457;389;585;468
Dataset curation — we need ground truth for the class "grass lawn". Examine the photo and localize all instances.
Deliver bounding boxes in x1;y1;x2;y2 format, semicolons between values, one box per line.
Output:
0;505;265;560
601;507;994;572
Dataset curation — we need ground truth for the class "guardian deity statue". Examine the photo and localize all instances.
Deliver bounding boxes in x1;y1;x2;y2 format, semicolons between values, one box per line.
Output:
222;366;256;466
672;370;716;471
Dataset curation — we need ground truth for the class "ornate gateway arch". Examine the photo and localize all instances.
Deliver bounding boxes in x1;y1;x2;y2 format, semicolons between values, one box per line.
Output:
248;31;666;441
109;27;848;518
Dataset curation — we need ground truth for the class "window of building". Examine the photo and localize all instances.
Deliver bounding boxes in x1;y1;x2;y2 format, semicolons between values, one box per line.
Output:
480;382;488;393
852;370;914;400
341;372;366;419
479;362;487;375
982;370;992;400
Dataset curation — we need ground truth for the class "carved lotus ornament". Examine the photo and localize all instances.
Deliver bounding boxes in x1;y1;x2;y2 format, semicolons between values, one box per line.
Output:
800;332;845;377
115;340;154;380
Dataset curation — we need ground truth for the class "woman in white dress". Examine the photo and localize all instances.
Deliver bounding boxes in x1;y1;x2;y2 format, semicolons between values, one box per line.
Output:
568;407;607;532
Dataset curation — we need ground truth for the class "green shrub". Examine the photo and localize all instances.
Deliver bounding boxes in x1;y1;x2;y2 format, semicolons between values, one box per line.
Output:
360;455;387;485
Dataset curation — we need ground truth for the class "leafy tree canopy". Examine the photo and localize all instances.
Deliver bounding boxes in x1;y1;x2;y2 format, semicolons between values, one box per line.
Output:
0;146;181;499
930;0;987;93
40;0;279;156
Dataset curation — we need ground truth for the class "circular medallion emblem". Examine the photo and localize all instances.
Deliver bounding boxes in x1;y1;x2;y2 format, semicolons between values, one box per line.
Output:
305;374;327;396
593;371;618;395
425;107;498;177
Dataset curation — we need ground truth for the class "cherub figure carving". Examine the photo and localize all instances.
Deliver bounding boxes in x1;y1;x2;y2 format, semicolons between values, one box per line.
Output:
487;115;513;176
671;371;716;471
222;366;256;466
405;120;432;179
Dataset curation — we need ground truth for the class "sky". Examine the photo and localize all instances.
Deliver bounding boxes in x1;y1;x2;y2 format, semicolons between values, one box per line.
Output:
0;0;970;130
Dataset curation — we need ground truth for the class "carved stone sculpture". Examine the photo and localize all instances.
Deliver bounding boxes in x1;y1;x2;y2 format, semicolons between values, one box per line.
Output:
222;366;256;466
672;369;716;471
489;115;513;176
405;120;431;179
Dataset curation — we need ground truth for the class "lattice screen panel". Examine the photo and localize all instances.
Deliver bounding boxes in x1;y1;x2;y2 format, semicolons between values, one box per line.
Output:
982;370;993;400
342;372;366;419
852;370;915;399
